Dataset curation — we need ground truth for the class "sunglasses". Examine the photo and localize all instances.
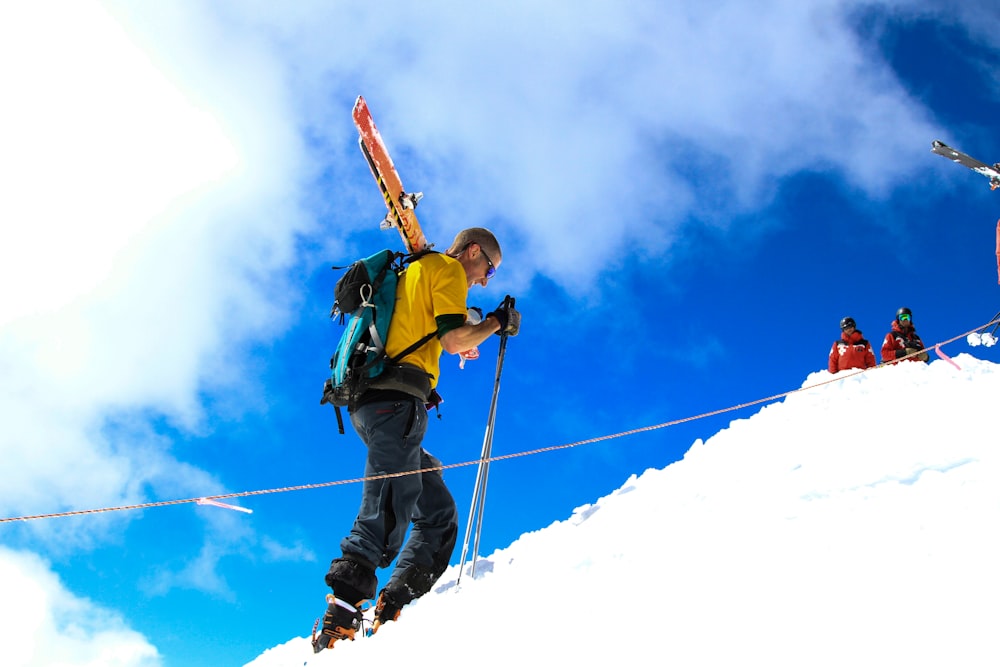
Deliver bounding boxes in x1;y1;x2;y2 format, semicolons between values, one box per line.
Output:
481;248;497;279
465;243;497;279
899;314;912;322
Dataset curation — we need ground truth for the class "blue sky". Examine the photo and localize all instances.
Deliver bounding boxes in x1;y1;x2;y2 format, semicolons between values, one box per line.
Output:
1;1;999;666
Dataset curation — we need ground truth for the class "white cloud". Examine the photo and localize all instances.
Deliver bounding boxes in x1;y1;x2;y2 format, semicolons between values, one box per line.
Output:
0;547;160;667
0;0;309;524
260;537;317;564
222;0;952;287
0;1;241;327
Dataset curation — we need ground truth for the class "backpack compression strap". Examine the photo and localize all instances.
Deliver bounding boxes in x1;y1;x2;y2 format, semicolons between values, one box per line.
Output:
387;330;438;365
353;329;439;378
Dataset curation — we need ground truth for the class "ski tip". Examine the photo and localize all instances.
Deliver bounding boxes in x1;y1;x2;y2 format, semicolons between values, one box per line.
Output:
931;139;955;153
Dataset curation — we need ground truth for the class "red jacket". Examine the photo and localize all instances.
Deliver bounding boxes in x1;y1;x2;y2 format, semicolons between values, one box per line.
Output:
881;320;926;363
829;330;877;373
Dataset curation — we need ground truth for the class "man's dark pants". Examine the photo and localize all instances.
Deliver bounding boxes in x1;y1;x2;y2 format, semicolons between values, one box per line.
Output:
328;397;458;605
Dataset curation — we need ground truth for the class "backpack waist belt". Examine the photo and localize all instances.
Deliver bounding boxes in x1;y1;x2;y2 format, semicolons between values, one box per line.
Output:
365;363;434;402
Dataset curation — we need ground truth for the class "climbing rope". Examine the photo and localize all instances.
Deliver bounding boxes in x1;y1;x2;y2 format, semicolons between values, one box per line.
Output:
1;316;996;525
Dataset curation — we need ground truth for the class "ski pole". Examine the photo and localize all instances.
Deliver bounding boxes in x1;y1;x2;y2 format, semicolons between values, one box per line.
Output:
457;298;511;584
456;296;513;586
986;309;1000;337
463;328;507;582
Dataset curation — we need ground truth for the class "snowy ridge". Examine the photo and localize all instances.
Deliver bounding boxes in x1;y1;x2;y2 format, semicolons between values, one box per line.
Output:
248;355;1000;666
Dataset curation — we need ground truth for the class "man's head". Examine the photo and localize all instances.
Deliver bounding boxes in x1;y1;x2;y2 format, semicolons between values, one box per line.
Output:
896;307;913;327
840;316;856;332
447;227;502;288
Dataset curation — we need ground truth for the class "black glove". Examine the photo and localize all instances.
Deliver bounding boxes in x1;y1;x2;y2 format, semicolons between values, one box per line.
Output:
487;301;520;336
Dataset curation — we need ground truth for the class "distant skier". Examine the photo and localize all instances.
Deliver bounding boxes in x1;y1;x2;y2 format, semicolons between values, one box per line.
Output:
881;307;928;363
829;317;876;373
313;227;521;652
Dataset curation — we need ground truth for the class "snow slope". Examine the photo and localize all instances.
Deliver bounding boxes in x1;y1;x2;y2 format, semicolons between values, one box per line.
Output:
248;355;1000;666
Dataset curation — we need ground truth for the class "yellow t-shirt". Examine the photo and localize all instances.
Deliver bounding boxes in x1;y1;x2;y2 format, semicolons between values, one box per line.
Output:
385;253;468;388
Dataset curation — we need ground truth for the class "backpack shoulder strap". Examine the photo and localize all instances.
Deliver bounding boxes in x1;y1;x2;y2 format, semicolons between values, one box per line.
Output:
404;248;439;263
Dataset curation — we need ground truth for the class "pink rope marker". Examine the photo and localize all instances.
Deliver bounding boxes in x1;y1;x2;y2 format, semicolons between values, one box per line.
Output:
934;344;961;370
196;498;253;514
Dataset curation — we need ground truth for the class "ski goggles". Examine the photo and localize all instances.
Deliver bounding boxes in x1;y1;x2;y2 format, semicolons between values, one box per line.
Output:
898;313;912;322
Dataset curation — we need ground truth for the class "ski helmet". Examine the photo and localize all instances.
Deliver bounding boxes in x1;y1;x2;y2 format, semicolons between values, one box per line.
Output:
840;316;856;330
896;307;912;322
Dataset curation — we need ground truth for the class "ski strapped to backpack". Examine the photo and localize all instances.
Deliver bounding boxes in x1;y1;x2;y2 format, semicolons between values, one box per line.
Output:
320;248;438;433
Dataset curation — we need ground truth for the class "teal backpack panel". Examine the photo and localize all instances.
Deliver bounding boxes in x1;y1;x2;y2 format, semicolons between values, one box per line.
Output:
330;249;399;394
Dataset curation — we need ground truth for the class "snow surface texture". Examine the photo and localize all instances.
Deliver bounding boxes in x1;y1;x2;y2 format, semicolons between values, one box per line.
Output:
247;355;1000;666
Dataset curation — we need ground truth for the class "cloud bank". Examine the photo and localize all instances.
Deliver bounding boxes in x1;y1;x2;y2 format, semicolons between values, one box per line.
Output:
1;548;160;667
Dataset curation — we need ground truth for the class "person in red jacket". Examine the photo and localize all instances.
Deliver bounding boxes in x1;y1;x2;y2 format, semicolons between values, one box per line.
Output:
881;307;929;363
829;316;877;373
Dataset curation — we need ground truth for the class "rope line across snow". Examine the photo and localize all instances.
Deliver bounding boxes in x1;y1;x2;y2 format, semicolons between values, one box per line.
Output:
1;317;996;525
